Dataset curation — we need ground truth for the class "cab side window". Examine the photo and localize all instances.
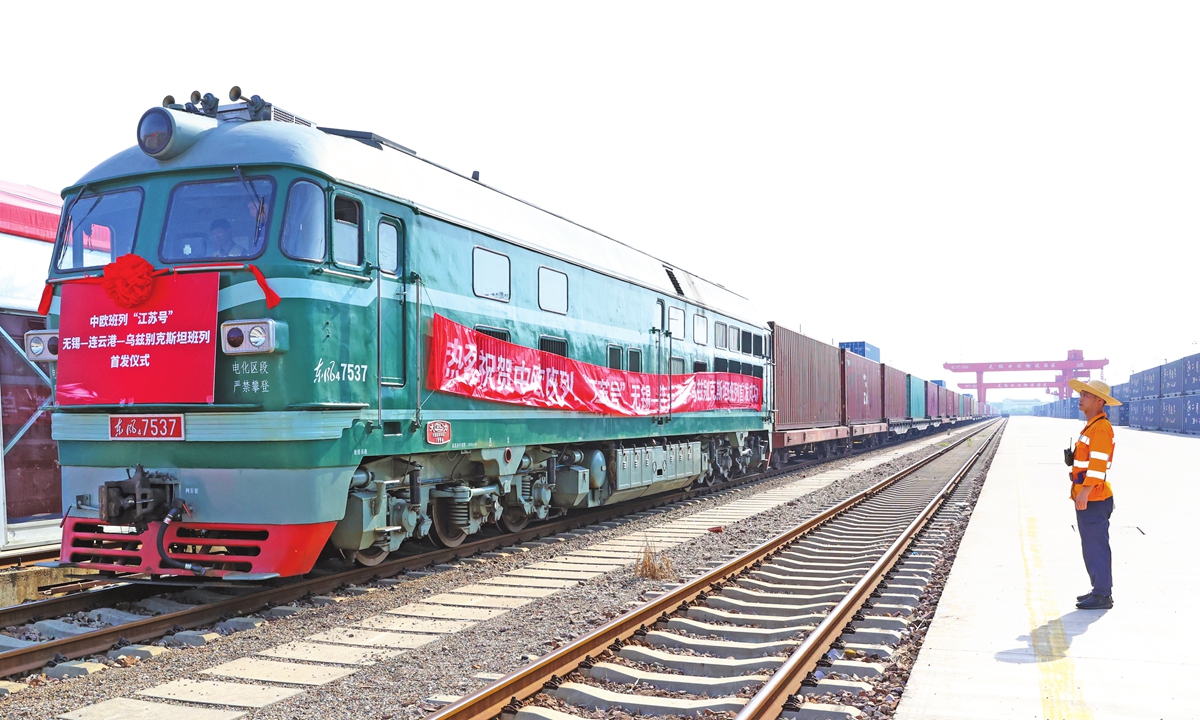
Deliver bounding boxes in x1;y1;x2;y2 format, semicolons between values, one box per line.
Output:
333;196;362;266
280;181;326;261
379;220;401;275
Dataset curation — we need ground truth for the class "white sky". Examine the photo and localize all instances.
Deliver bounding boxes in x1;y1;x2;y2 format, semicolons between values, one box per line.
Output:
3;2;1195;403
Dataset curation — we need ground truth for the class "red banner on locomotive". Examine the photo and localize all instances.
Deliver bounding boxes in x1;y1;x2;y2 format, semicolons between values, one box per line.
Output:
428;313;763;416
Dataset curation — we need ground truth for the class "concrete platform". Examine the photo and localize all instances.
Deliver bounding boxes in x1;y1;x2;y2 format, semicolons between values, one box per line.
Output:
898;417;1199;720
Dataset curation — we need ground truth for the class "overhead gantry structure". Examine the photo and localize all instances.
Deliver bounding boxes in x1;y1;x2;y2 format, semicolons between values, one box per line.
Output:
943;350;1109;403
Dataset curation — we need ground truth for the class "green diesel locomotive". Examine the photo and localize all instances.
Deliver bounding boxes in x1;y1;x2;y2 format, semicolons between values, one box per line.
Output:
30;90;771;578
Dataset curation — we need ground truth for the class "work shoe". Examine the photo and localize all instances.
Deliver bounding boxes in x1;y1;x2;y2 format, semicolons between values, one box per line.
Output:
1076;593;1093;602
1076;594;1113;610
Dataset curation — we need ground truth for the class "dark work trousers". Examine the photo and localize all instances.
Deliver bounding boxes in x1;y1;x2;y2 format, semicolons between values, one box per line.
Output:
1076;496;1114;596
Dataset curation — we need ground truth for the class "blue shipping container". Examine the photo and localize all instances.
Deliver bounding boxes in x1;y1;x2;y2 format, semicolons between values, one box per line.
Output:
1134;366;1162;399
839;342;880;363
1112;383;1130;403
1161;359;1184;396
1129;372;1143;399
1184;354;1200;395
1160;397;1185;431
931;380;946;388
1107;405;1123;426
1184;396;1200;434
1130;398;1160;429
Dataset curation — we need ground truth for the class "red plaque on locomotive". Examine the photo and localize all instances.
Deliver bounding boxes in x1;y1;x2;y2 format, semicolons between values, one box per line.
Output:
108;414;185;440
56;273;219;405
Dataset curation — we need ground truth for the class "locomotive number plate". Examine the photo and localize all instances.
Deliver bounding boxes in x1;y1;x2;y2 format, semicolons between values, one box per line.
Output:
109;414;185;441
426;420;451;445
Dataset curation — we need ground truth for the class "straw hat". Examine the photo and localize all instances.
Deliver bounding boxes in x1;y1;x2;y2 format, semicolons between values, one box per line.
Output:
1068;378;1121;406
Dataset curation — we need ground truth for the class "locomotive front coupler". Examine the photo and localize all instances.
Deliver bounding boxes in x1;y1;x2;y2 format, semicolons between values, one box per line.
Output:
98;464;180;528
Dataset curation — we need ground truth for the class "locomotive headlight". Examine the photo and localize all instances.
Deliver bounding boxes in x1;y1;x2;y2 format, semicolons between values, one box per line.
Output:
136;106;216;161
137;108;173;155
221;319;288;355
24;330;60;362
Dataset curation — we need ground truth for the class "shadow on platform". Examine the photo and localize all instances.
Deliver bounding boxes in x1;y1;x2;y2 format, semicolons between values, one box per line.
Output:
995;609;1108;664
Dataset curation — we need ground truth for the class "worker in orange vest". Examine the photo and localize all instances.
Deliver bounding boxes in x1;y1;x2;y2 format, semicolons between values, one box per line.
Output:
1066;379;1120;610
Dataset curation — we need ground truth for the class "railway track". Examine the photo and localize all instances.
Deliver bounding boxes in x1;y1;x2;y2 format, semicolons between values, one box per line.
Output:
423;418;1003;720
0;420;985;680
0;547;62;573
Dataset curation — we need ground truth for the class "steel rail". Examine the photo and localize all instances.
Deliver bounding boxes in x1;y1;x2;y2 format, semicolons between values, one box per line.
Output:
0;419;982;639
737;418;1002;718
422;418;1001;720
0;547;62;571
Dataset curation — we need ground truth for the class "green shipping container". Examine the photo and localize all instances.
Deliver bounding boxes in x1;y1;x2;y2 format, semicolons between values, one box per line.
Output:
906;374;926;418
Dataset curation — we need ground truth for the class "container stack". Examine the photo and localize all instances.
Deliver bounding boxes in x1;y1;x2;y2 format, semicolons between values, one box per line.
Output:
1104;353;1200;434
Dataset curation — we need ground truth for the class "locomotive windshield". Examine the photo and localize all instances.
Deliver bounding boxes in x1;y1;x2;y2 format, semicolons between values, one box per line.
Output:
160;177;275;261
55;188;143;271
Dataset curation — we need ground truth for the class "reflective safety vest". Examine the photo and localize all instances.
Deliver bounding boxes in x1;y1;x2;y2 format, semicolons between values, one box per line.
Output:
1071;412;1114;502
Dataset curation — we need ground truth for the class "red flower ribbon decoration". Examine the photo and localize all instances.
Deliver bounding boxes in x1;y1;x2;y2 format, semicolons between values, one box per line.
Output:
102;254;162;308
247;264;281;309
37;260;281;315
37;284;55;316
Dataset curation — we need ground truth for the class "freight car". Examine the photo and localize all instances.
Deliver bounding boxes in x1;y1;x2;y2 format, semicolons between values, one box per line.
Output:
767;325;969;467
29;91;987;579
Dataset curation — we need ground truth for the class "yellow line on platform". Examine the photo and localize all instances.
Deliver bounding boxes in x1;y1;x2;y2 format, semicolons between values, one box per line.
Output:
1017;477;1091;720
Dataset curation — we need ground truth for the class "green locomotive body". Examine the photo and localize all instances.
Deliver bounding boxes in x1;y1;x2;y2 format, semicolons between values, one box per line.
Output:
35;94;770;576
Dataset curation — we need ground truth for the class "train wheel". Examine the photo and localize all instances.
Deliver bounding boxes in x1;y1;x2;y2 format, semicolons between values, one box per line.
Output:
498;506;530;533
429;500;467;548
352;546;389;567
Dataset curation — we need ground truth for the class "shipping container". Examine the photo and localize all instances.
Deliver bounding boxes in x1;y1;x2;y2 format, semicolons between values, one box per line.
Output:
1161;359;1184;397
771;324;843;429
1128;372;1142;400
1112;382;1130;403
931;380;946;388
1107;404;1123;426
1160;397;1185;431
1184;396;1200;434
1133;366;1161;399
838;341;880;363
1184;354;1200;395
907;375;926;419
937;386;952;417
925;382;938;420
843;350;883;424
1129;398;1160;429
881;365;907;421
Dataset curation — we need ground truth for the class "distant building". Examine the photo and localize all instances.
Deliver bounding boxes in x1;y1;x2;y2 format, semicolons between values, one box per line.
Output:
995;398;1043;415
